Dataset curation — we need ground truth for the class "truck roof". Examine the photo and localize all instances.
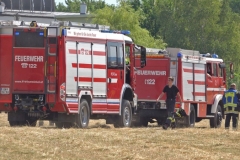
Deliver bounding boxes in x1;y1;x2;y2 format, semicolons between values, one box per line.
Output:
0;20;133;42
63;28;132;42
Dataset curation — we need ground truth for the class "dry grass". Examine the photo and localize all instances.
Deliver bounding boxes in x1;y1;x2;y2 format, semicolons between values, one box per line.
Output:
0;113;239;160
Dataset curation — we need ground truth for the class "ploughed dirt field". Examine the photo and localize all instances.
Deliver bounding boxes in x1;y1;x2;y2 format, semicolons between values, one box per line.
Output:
0;113;239;160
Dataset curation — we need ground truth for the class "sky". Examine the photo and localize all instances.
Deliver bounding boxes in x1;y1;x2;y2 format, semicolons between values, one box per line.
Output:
55;0;118;5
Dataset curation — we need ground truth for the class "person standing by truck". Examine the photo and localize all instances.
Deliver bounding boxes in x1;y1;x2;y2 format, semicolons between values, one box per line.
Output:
223;83;240;130
156;77;183;130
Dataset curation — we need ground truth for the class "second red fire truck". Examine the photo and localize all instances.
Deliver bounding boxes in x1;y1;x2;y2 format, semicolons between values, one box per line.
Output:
134;48;231;128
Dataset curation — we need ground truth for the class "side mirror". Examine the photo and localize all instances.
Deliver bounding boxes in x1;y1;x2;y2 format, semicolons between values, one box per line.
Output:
140;46;146;68
230;63;234;79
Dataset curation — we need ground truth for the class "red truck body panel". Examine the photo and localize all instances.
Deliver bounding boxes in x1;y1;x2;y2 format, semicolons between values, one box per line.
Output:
135;57;170;101
0;35;13;111
13;48;45;93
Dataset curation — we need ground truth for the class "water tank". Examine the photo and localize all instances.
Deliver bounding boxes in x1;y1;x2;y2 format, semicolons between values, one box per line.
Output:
80;3;87;15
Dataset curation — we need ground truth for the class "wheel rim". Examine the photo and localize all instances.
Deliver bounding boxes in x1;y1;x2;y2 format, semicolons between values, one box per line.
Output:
217;107;222;125
124;107;130;126
81;105;88;126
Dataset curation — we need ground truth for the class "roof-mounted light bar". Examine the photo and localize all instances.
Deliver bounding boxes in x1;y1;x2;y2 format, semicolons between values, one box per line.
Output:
200;53;219;58
100;30;130;35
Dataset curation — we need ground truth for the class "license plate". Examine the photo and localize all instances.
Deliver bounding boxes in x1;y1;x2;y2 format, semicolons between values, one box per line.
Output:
1;88;10;94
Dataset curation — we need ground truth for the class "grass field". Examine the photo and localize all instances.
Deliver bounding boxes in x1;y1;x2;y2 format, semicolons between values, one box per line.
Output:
0;113;239;160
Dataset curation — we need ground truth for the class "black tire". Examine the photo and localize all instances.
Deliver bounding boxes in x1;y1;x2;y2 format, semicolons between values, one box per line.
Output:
157;118;165;126
210;104;222;128
55;122;64;128
9;121;26;126
114;100;132;128
76;99;90;128
185;105;196;127
63;122;74;128
195;118;202;123
140;117;148;127
9;121;18;126
8;112;27;127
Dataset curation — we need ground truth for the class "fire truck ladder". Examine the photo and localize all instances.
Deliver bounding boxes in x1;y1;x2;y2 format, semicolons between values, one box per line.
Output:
45;26;58;105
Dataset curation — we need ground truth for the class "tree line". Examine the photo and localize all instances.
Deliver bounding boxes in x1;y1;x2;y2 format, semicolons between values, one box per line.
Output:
56;0;240;87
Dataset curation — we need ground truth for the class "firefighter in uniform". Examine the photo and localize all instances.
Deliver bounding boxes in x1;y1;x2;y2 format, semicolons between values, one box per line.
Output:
223;83;240;130
156;77;184;130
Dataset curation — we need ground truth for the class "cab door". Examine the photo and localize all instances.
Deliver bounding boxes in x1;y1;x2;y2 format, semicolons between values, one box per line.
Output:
107;42;124;112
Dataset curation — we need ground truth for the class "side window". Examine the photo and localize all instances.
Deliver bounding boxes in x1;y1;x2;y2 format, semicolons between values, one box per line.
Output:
207;63;212;75
219;67;223;77
107;42;124;68
108;46;118;67
118;46;124;67
213;63;217;76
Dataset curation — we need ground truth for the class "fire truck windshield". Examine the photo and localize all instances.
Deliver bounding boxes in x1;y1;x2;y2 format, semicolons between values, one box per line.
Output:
14;30;44;48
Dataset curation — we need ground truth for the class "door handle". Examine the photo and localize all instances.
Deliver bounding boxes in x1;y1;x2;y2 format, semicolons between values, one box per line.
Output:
120;71;122;79
45;61;47;76
54;61;57;77
109;78;111;83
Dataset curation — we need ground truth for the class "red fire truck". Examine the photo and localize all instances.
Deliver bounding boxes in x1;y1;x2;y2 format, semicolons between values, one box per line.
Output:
134;48;230;128
0;20;146;128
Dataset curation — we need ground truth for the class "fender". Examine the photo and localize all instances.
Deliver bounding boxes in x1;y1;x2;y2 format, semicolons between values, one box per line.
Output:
78;90;92;101
211;94;223;113
78;90;92;114
119;84;134;115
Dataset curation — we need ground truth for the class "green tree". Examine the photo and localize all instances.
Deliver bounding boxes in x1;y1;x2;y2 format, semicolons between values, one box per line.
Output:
56;0;107;13
229;0;240;14
92;2;166;48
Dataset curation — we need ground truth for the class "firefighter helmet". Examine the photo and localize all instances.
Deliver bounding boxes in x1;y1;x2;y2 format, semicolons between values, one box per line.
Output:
30;21;38;27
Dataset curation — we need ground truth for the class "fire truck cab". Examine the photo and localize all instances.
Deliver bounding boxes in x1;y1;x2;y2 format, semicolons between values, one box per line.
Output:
0;20;147;128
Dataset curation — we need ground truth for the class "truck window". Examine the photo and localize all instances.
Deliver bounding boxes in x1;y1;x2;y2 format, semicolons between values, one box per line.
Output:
207;63;212;75
213;63;217;76
108;46;118;67
219;67;223;77
14;30;44;48
107;42;124;68
118;46;124;67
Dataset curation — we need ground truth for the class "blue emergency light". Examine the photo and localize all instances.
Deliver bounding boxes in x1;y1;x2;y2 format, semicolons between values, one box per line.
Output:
201;53;219;58
212;53;218;58
62;29;66;36
39;32;44;36
100;30;130;35
177;52;182;58
15;32;19;36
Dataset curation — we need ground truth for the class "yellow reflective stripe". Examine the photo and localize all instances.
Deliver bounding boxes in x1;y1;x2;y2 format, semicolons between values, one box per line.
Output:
224;103;237;108
225;92;234;97
225;92;235;103
176;112;181;117
225;111;239;114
